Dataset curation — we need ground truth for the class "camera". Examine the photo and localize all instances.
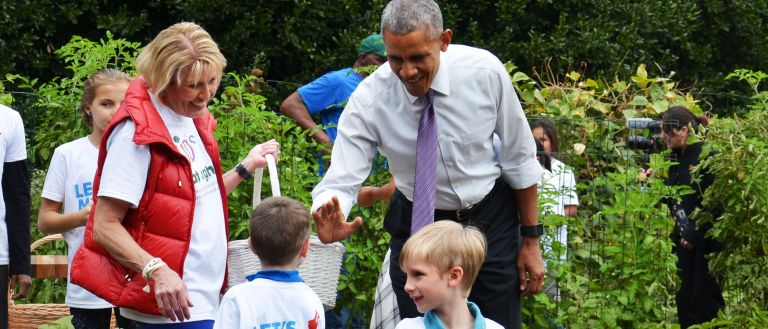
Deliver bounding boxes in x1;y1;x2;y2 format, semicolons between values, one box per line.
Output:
627;118;660;131
626;118;664;153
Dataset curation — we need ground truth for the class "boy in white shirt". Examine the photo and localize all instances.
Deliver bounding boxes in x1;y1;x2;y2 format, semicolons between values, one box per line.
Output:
214;197;325;329
395;221;503;329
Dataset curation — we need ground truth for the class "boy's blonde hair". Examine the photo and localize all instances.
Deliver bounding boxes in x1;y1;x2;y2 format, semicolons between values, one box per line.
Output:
400;220;487;297
79;69;132;126
249;197;311;266
136;22;226;97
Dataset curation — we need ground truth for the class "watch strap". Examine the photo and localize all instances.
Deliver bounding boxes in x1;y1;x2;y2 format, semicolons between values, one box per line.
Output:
520;224;544;237
235;163;252;180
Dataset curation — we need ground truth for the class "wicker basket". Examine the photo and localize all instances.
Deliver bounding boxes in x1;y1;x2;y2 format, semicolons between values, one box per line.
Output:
8;234;117;329
227;154;345;310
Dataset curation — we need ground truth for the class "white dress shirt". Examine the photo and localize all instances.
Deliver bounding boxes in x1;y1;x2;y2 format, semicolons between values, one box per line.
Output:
312;44;543;217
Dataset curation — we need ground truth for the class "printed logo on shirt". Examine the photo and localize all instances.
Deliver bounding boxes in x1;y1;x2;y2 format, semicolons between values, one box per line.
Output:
308;310;319;329
74;181;93;210
256;310;320;329
174;134;197;161
258;321;296;329
173;133;215;185
192;165;216;184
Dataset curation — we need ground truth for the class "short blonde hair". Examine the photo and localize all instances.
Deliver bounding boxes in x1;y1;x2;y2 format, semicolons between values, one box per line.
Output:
400;221;487;297
136;22;226;97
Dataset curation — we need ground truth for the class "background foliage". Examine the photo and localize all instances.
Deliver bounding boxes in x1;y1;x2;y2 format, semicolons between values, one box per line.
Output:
696;70;768;319
2;0;768;112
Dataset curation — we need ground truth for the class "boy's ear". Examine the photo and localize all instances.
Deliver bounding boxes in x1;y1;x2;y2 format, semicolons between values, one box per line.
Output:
248;237;256;254
447;266;464;287
299;238;311;258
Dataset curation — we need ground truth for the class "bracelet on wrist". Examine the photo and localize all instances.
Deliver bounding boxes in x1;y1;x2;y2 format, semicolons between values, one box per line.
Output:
141;257;167;293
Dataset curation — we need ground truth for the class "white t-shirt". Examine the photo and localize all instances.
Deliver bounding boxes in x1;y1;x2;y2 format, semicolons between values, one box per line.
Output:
41;136;112;308
540;158;578;251
214;271;325;329
0;105;27;265
98;93;227;323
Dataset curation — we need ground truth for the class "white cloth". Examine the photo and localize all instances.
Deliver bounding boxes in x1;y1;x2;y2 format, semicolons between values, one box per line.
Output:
0;104;27;265
370;249;399;329
540;158;578;250
214;278;325;329
98;93;227;323
312;44;542;217
41;136;112;308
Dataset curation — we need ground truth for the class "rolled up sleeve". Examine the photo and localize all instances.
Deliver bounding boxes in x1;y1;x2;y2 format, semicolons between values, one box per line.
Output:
494;68;543;189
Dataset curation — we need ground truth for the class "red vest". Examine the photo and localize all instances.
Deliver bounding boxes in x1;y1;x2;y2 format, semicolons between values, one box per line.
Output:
71;77;229;315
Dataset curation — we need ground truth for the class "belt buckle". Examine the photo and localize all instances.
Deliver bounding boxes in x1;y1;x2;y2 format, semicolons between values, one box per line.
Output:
456;202;475;222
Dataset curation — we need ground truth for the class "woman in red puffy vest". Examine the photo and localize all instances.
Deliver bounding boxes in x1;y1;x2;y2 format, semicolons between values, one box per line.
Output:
71;22;280;328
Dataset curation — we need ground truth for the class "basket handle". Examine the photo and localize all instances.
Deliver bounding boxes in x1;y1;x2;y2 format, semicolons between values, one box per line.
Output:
30;234;63;252
251;154;281;209
8;234;64;304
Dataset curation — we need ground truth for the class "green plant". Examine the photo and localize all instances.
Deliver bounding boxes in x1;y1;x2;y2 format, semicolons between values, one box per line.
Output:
697;73;768;315
688;306;768;328
0;81;13;106
38;315;74;329
5;31;139;167
725;69;768;111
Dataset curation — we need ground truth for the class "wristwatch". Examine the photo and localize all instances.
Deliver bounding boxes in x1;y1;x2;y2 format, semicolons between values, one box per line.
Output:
235;163;252;180
520;224;544;237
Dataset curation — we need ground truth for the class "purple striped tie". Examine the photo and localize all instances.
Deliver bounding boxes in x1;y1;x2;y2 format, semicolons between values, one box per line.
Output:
411;89;437;235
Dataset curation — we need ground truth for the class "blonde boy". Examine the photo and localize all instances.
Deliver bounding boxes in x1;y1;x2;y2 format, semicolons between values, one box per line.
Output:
396;221;503;329
214;197;325;329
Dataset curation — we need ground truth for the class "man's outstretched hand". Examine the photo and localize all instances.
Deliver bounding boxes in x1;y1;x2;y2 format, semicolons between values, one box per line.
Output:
311;196;363;243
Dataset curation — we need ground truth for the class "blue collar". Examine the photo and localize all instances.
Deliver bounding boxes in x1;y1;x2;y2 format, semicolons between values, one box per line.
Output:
246;270;304;283
423;301;486;329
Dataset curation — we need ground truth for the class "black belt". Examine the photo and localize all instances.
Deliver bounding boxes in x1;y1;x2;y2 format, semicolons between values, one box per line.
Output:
434;188;494;222
396;177;502;223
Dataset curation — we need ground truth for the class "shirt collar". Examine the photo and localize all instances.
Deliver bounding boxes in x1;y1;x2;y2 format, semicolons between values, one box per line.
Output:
404;51;452;104
246;270;304;283
423;301;486;329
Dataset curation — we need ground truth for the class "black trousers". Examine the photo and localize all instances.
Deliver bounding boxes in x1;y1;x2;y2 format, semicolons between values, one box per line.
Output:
71;307;138;329
386;178;521;329
1;265;7;329
675;244;725;328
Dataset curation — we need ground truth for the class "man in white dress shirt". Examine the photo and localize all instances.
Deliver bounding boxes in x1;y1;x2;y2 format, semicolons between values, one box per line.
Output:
310;1;545;328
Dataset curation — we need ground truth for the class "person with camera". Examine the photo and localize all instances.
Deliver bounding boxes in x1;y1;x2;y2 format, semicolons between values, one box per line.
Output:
657;105;724;328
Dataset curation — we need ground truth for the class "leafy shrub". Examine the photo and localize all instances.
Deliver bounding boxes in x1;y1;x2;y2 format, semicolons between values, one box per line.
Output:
698;69;768;317
4;1;768;112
